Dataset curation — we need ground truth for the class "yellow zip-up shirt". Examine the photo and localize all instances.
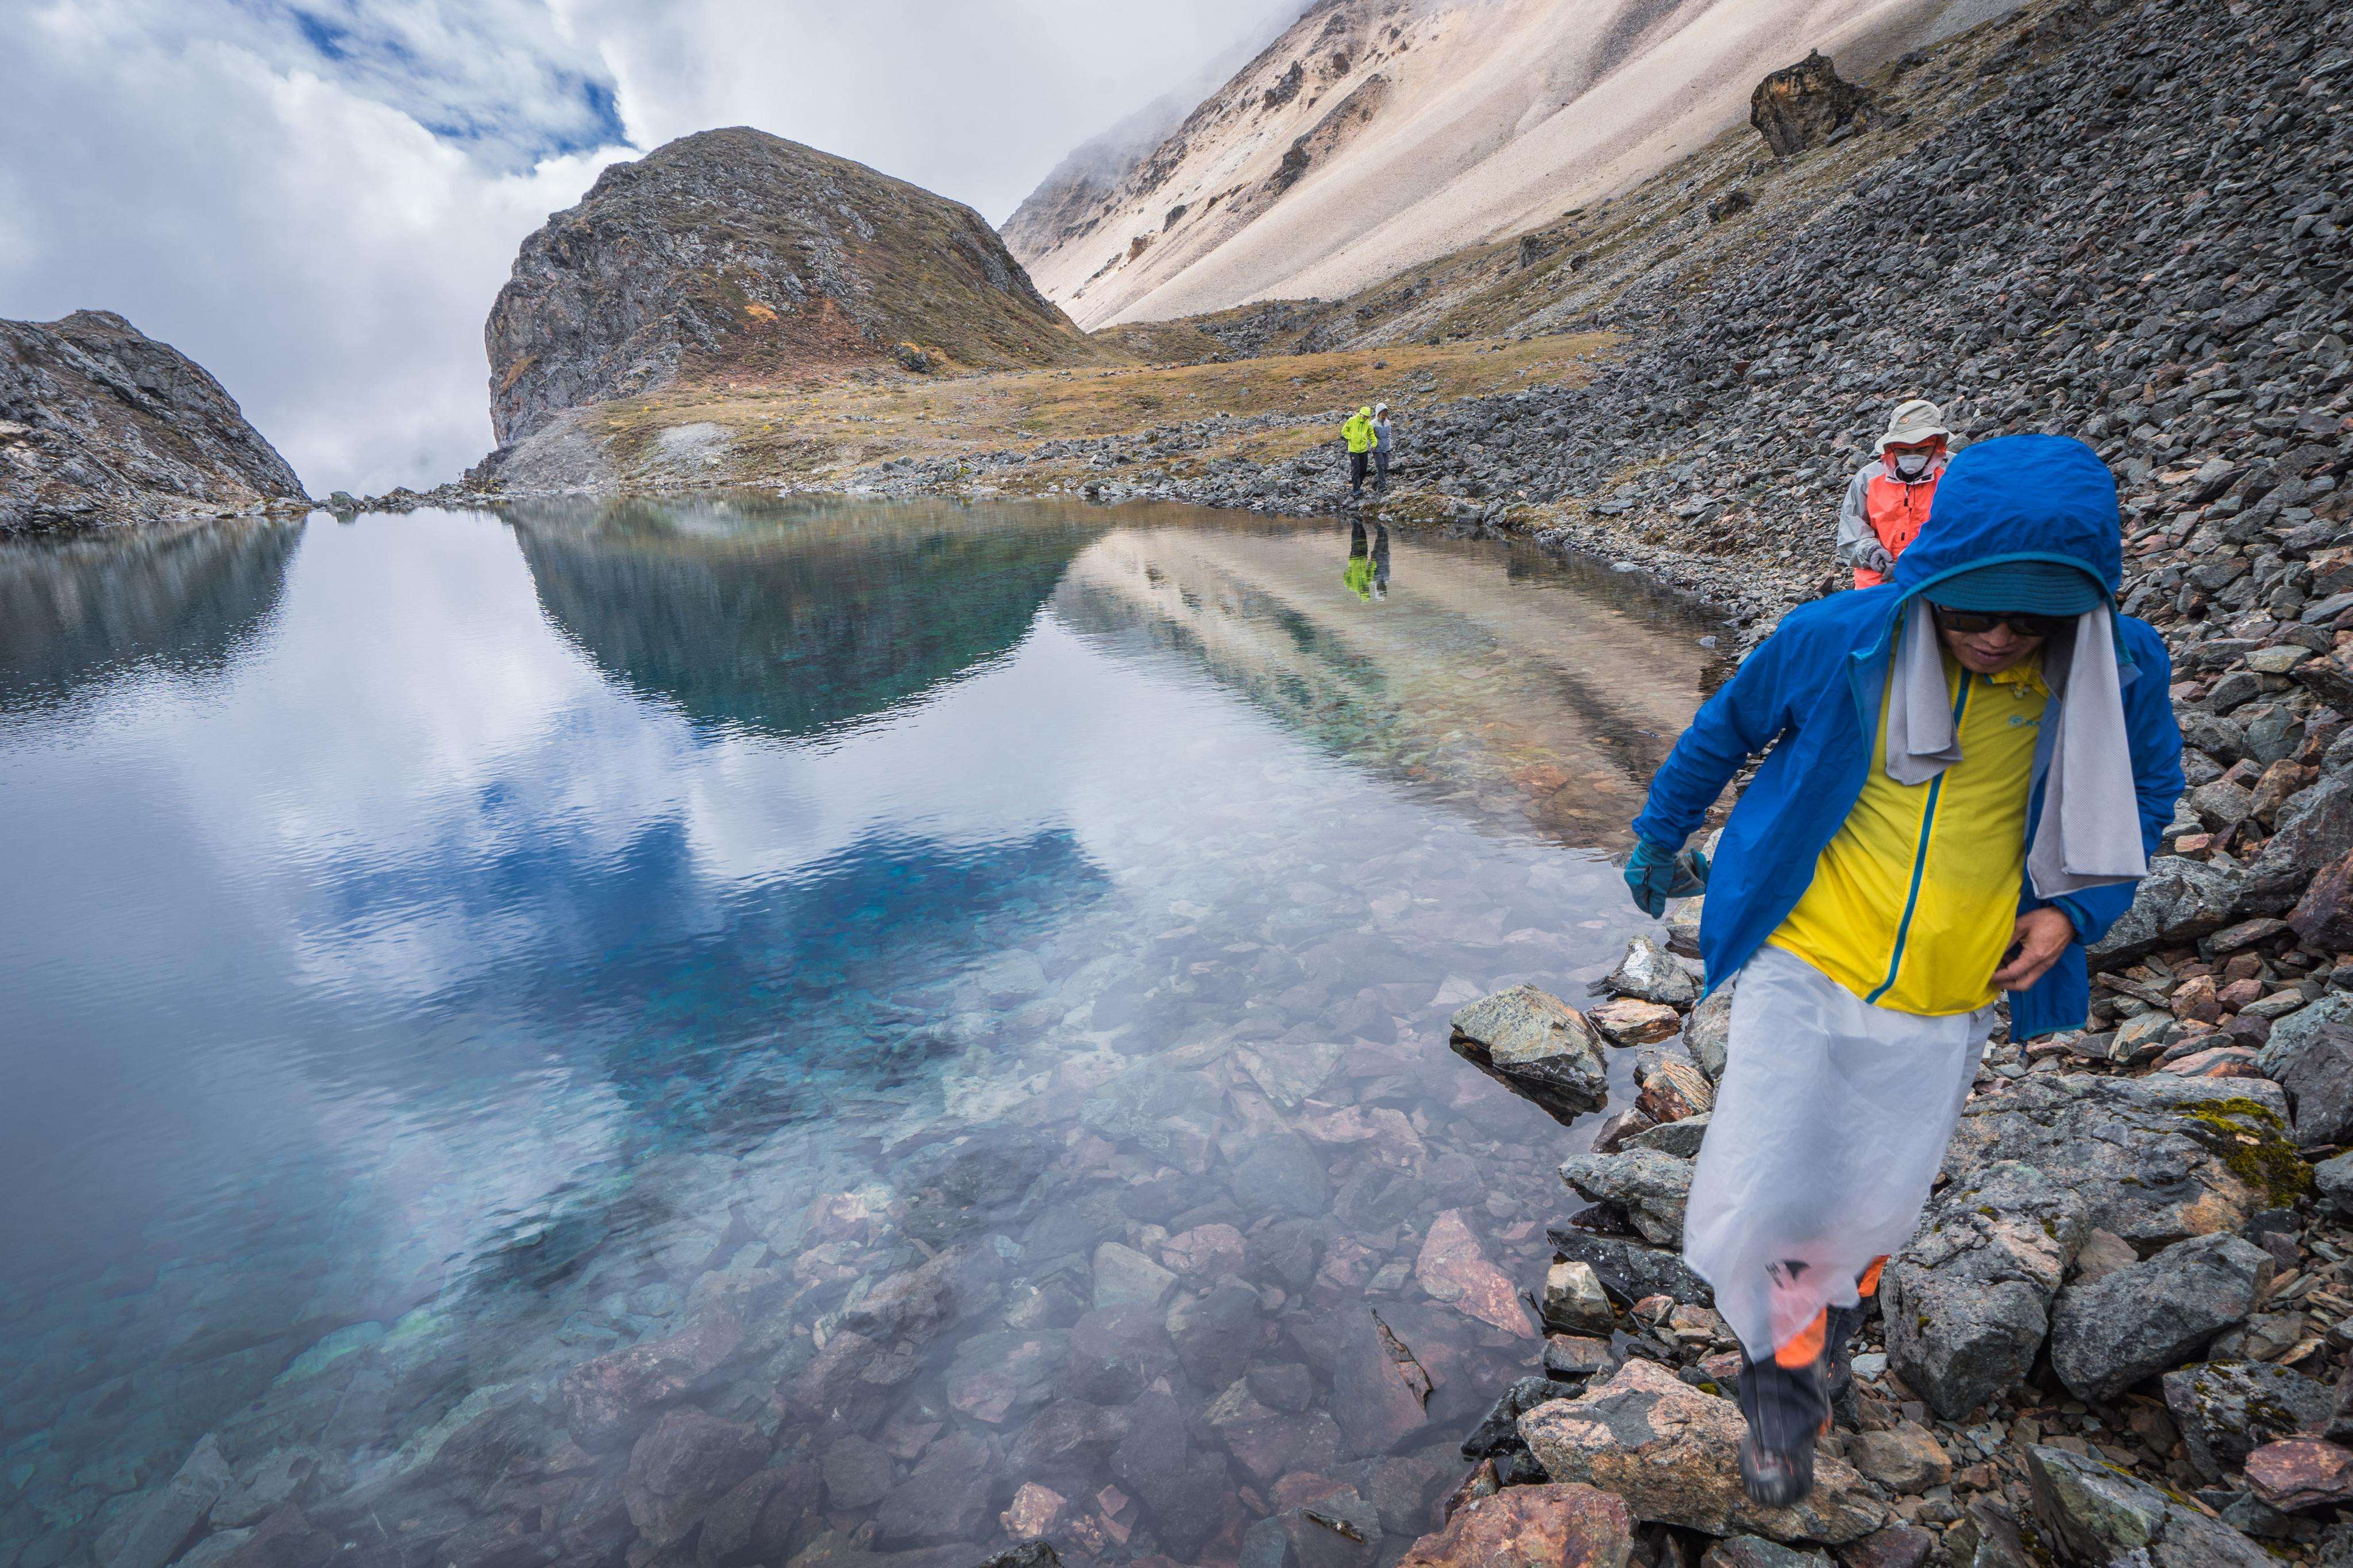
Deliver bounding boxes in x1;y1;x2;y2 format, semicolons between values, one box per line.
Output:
1769;651;2047;1015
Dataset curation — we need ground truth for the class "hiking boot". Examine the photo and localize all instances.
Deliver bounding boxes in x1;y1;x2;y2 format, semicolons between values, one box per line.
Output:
1824;1301;1866;1401
1736;1351;1828;1508
1738;1424;1818;1508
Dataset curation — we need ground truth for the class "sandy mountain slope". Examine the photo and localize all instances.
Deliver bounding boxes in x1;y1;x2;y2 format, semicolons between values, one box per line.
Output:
1008;0;2020;329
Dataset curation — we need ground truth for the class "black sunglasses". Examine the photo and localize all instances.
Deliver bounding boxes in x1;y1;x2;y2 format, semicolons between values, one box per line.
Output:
1932;608;2072;639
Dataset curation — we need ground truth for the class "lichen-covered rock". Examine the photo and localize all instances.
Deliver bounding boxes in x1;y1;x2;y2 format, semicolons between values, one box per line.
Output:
2047;1233;2275;1403
2025;1443;2270;1567
2162;1362;2337;1481
1937;1075;2304;1249
1;311;307;534
1881;1162;2086;1420
1557;1149;1692;1247
1519;1359;1886;1543
1449;984;1608;1122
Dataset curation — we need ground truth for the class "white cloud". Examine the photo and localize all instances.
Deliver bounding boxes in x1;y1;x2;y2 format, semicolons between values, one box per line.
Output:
0;0;1300;496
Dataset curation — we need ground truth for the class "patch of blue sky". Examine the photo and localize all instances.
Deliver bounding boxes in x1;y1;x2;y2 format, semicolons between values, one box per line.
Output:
254;0;628;167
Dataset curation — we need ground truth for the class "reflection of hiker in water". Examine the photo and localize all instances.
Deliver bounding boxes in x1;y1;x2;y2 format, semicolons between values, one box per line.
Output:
1344;520;1391;602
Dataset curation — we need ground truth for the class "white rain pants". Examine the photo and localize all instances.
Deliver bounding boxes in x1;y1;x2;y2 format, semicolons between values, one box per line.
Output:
1683;945;1994;1360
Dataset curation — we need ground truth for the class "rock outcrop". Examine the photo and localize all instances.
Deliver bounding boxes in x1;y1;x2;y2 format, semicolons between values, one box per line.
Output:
1748;51;1884;157
484;128;1109;449
0;311;307;534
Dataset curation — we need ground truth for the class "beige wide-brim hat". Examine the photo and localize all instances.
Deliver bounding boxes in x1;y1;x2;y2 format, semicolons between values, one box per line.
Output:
1874;399;1951;453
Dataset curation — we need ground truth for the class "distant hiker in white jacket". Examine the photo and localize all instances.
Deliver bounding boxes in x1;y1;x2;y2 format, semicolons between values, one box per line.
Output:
1835;400;1950;588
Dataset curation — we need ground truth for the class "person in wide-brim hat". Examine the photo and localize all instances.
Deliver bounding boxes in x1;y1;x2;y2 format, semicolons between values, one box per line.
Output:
1836;398;1954;589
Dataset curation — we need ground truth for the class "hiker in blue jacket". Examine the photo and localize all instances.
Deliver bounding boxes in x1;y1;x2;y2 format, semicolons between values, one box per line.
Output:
1621;435;2184;1505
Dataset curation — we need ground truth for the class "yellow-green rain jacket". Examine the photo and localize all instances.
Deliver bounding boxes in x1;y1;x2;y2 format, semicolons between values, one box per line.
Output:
1342;410;1375;454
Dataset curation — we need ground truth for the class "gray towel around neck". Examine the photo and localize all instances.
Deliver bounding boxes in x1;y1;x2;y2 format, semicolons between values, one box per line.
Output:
1883;597;2145;899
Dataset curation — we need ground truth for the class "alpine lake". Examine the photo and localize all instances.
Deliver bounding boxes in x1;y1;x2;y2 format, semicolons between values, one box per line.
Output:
0;496;1726;1568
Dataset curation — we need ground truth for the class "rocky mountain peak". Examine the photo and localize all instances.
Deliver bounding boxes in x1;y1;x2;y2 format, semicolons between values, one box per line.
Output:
1;310;307;534
484;126;1108;448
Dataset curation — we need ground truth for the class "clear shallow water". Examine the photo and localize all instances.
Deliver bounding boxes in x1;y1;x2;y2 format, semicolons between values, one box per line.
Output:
0;497;1721;1568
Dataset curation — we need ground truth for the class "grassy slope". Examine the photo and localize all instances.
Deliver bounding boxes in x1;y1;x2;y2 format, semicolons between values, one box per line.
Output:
504;2;2048;509
574;332;1614;495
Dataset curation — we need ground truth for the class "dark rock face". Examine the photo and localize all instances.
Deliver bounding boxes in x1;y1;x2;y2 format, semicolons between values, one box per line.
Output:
2026;1443;2272;1567
0;310;306;534
2047;1232;2274;1401
1749;51;1881;157
1882;1162;2085;1420
485;127;1106;447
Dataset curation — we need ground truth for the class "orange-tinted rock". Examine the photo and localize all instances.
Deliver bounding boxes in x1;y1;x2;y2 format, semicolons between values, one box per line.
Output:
1398;1482;1634;1568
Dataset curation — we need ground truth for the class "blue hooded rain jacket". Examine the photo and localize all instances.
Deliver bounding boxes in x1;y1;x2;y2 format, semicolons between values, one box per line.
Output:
1630;434;2185;1039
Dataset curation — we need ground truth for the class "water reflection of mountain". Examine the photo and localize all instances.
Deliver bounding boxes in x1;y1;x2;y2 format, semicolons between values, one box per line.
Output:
1054;522;1720;848
0;518;302;715
508;494;1101;741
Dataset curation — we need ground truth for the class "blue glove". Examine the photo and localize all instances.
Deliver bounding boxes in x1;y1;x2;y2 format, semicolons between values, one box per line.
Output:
1624;838;1710;918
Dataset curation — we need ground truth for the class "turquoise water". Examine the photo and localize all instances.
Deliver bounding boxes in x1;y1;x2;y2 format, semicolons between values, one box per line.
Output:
0;497;1720;1568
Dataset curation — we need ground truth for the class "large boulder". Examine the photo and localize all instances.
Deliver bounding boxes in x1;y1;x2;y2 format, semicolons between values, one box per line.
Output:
1749;52;1881;157
2256;996;2353;1146
1519;1360;1887;1544
2025;1444;2271;1566
1450;985;1609;1122
1881;1163;2086;1420
1557;1150;1692;1247
1395;1484;1634;1568
1938;1075;2302;1249
2047;1233;2274;1403
2163;1362;2338;1481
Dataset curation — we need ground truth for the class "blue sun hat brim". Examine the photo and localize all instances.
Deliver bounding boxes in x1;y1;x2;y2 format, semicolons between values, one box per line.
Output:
1922;559;2107;616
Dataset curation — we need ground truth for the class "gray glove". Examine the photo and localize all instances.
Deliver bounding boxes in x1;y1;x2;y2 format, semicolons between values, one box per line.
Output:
1862;543;1896;577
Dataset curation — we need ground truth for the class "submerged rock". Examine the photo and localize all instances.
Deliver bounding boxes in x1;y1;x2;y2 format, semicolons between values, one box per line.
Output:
1519;1359;1885;1543
1449;986;1608;1122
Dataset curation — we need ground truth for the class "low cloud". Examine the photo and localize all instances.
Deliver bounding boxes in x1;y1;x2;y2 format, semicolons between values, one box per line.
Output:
0;0;1298;495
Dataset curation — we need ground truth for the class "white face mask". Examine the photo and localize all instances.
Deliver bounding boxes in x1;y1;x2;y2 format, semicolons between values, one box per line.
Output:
1892;450;1935;480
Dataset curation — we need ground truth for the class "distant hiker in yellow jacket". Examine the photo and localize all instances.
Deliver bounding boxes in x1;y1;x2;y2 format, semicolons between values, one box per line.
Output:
1342;407;1375;499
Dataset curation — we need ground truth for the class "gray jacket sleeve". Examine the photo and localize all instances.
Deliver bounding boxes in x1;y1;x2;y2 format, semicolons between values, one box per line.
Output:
1834;467;1881;570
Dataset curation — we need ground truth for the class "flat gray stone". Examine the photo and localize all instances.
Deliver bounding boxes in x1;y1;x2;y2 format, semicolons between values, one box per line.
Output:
2049;1233;2275;1403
